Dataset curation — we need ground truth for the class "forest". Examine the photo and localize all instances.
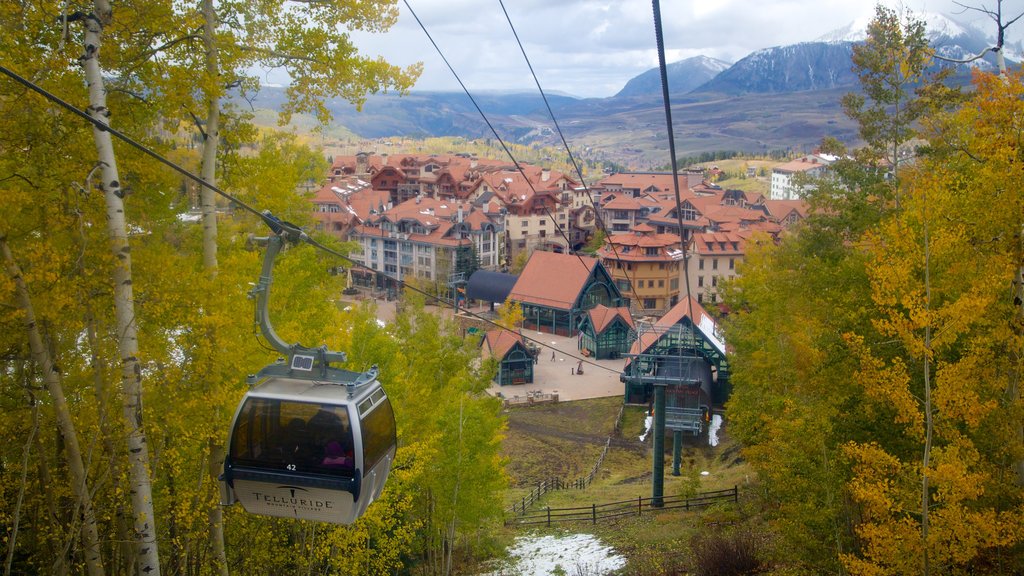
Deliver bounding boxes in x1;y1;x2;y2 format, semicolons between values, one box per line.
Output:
1;0;506;574
3;0;1024;574
722;5;1024;574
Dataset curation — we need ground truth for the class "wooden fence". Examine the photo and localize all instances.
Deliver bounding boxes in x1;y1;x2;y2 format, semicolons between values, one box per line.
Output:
506;486;739;527
508;403;625;515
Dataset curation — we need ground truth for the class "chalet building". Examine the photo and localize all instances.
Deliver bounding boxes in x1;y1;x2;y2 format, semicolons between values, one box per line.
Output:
621;297;730;433
758;199;808;228
770;154;836;200
686;231;746;305
327;153;592;268
596;223;684;316
599;193;660;233
348;196;502;290
468;168;586;264
594;171;704;205
481;329;534;385
578;304;636;360
508;251;625;336
311;177;389;240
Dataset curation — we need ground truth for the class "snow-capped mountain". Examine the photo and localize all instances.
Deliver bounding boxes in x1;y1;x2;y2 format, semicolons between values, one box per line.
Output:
613;55;732;98
692;42;858;95
690;11;1011;96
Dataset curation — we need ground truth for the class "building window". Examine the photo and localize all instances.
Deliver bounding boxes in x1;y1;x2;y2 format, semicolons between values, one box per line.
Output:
698;259;705;271
658;279;664;287
698;276;704;287
644;298;657;309
670;278;679;290
712;259;718;270
540;220;547;226
712;276;718;287
521;220;529;227
729;258;735;269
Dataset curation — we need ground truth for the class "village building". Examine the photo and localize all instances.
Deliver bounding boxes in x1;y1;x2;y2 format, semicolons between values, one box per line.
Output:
596;223;684;316
769;153;836;200
508;251;625;336
347;195;501;292
310;177;389;240
621;297;730;433
481;329;534;386
577;304;636;360
327;153;593;269
686;231;747;305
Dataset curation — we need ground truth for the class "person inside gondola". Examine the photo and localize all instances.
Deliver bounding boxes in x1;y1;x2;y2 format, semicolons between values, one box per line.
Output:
308;409;341;452
281;417;314;466
321;440;353;469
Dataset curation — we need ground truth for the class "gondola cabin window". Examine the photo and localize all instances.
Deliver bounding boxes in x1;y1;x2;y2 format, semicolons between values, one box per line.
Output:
359;387;396;470
230;397;355;475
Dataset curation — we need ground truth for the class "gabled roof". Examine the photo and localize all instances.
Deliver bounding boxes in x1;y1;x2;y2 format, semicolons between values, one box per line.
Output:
761;199;808;220
630;296;725;357
509;251;598;310
481;329;527;359
586;304;635;334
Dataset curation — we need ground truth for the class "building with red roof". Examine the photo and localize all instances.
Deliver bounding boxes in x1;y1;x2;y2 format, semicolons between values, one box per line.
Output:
348;195;501;292
686;231;747;305
621;297;729;431
578;305;636;360
596;224;684;316
508;251;625;336
481;329;534;385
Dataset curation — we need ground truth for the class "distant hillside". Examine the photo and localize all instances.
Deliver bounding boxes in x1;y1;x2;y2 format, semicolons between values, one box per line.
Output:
244;10;1018;170
614;55;731;98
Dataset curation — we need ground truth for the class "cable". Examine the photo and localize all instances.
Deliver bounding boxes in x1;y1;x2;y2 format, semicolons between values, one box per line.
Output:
496;0;650;315
0;62;622;377
401;0;589;273
0;64;267;224
652;0;695;326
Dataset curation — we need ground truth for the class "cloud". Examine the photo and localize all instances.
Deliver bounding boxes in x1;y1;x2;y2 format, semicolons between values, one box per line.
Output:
344;0;1022;98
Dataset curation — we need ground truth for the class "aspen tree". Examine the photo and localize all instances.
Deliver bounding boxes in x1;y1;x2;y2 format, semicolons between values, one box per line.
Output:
77;1;161;572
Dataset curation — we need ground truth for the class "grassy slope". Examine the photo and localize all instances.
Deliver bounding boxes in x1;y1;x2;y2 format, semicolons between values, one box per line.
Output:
500;399;753;574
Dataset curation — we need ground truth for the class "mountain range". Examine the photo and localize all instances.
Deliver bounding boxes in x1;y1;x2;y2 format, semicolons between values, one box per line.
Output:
247;12;1018;169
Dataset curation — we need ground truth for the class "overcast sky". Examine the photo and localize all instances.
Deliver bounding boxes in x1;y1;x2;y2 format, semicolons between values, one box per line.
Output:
308;0;1024;99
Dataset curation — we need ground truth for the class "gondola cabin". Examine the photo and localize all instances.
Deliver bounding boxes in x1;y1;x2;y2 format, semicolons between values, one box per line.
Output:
221;362;396;524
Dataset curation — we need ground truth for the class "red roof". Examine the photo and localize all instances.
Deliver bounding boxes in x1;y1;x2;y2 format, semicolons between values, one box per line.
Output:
509;251;598;310
482;329;526;359
587;304;635;334
629;296;724;357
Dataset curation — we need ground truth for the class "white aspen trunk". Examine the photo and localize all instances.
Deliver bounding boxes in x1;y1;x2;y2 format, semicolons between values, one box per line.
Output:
80;2;161;573
1;238;105;576
200;0;220;275
199;2;230;570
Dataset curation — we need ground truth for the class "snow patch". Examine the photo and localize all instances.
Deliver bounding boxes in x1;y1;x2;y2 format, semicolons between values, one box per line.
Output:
639;414;653;442
491;533;626;576
708;414;723;447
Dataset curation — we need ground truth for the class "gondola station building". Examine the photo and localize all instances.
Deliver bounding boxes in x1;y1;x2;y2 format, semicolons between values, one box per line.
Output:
507;251;626;337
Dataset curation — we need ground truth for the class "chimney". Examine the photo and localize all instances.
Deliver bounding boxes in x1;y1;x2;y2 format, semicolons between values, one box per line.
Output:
382;153;388;165
457;204;464;223
470;158;478;169
356;151;369;175
541;168;550;182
